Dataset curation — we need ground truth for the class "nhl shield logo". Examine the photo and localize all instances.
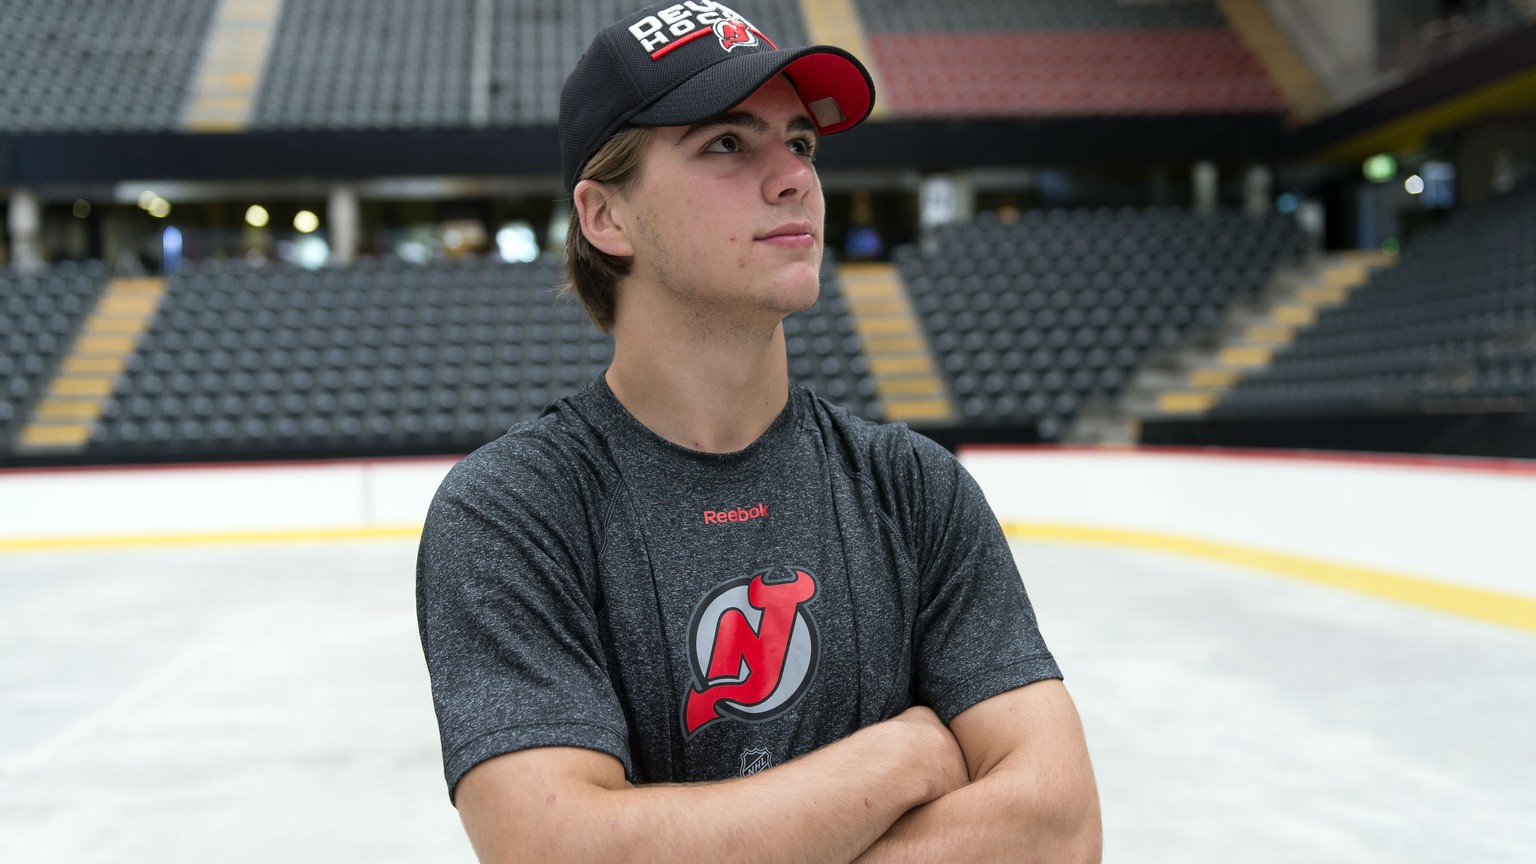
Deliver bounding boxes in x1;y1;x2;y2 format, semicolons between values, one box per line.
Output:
739;743;773;776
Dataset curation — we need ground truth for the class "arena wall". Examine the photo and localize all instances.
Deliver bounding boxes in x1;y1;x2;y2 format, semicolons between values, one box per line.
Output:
2;448;1532;626
962;446;1536;628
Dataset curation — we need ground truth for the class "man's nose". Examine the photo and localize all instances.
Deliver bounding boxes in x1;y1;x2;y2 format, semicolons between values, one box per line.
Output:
763;145;815;203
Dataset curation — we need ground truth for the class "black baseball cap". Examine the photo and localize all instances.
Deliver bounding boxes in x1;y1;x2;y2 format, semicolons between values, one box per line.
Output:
558;2;876;194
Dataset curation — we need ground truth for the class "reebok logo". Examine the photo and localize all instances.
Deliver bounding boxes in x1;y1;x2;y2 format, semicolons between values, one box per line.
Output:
703;503;768;525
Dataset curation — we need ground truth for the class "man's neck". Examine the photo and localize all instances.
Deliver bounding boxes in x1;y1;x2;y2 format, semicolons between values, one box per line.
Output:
605;293;792;455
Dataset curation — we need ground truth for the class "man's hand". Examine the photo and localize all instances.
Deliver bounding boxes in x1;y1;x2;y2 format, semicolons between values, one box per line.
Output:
857;680;1101;863
452;688;1093;864
886;705;970;801
454;706;973;864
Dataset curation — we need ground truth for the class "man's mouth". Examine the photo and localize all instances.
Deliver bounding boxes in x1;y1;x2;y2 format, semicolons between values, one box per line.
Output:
756;222;816;249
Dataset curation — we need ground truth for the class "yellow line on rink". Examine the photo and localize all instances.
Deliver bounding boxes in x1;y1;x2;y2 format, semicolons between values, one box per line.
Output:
1001;521;1536;634
9;520;1532;634
0;525;424;553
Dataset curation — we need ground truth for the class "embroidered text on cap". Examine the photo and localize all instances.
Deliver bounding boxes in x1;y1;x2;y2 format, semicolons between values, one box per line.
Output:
629;2;773;58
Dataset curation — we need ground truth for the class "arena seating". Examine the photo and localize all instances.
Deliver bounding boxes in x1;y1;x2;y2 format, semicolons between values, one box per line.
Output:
1214;184;1536;418
869;30;1284;117
254;0;480;130
6;191;1525;461
0;0;1279;135
0;0;817;134
0;262;109;444
858;0;1282;118
788;258;882;421
86;256;597;457
0;0;218;133
853;0;1227;30
254;0;814;129
81;254;876;460
898;208;1308;437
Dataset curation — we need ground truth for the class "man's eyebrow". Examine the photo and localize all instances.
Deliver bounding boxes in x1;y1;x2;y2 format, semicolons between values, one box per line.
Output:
675;111;819;146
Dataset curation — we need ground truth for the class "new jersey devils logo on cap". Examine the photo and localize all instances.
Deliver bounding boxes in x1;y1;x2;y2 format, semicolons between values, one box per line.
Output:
682;566;819;737
713;18;758;51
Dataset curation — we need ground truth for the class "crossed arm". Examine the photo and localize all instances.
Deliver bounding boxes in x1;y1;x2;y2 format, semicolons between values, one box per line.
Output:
454;678;1101;863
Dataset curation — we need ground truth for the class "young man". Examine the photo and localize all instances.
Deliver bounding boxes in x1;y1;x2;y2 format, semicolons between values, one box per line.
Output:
417;3;1101;861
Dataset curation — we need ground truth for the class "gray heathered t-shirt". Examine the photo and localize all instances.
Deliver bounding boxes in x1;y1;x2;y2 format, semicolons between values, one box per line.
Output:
417;376;1060;800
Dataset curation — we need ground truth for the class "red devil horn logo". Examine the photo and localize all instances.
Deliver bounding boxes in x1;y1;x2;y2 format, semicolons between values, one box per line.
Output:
682;567;819;737
714;19;758;51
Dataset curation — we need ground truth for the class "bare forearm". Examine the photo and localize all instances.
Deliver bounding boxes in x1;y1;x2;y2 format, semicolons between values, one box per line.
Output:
459;709;968;864
851;680;1102;863
584;737;924;863
854;764;1101;864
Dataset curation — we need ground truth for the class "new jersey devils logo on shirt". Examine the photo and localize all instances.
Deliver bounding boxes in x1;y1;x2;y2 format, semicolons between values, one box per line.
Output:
682;566;819;737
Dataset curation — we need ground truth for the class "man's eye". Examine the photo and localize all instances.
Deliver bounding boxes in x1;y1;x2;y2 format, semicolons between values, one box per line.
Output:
789;138;817;159
706;134;741;153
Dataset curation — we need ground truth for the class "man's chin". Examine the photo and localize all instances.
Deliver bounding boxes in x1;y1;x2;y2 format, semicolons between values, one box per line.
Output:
774;277;822;316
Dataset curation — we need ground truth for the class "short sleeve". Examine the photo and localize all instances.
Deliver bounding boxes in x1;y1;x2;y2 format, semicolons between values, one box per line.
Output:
416;445;630;802
902;434;1062;722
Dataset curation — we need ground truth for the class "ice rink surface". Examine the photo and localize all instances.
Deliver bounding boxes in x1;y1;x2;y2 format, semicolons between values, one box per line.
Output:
2;536;1532;862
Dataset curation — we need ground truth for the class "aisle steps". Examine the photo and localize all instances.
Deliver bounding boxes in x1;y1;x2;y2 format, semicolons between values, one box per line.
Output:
1150;250;1396;416
838;263;954;424
15;278;167;454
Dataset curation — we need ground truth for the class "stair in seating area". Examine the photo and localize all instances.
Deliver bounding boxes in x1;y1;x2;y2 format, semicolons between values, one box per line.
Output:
1216;0;1332;122
182;0;285;132
838;263;955;425
15;277;168;454
1146;250;1396;418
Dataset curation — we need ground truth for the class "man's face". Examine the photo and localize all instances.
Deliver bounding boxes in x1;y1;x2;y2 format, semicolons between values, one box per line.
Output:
620;75;825;329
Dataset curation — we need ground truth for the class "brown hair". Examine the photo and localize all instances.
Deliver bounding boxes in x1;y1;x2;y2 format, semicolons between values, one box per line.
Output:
563;126;653;332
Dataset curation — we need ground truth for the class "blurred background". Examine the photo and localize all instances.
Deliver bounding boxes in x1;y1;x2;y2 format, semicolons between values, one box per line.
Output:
0;0;1532;465
2;1;1534;862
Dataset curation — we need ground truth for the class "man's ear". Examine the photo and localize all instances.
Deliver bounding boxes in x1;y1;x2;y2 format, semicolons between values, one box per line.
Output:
573;179;634;258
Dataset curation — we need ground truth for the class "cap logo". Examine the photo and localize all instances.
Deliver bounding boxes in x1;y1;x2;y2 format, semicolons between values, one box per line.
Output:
713;18;758;51
628;1;774;60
